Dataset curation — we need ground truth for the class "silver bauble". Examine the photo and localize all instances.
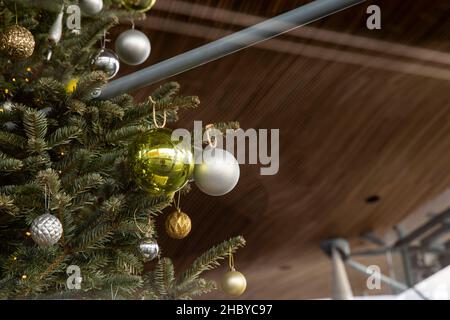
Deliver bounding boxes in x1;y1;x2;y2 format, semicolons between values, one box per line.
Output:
3;121;17;131
41;107;53;115
79;0;103;15
91;49;120;79
194;146;240;196
48;6;64;45
138;238;159;261
30;213;63;247
0;100;14;113
1;101;16;131
115;29;151;65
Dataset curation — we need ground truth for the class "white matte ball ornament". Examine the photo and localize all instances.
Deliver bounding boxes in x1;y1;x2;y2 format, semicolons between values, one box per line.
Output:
79;0;103;15
115;29;151;65
194;146;240;196
30;213;63;247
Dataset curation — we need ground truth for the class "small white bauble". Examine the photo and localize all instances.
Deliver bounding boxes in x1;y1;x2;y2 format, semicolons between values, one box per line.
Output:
30;213;63;247
115;29;151;65
79;0;103;15
194;146;240;196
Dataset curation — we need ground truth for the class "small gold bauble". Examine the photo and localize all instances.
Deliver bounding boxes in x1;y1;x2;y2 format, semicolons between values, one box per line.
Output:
165;210;191;239
221;270;247;297
0;25;35;59
121;0;156;12
66;78;79;94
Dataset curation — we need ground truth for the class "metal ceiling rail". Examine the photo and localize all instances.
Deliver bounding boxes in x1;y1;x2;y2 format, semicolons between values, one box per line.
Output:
393;207;450;248
97;0;367;99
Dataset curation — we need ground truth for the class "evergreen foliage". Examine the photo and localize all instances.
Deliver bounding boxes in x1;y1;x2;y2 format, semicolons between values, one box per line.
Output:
0;0;244;299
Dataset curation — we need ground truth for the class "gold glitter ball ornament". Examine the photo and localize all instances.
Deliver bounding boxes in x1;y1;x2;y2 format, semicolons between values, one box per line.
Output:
0;25;35;59
165;210;191;239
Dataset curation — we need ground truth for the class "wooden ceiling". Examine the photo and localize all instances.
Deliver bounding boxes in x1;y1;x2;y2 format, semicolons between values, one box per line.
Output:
111;0;450;299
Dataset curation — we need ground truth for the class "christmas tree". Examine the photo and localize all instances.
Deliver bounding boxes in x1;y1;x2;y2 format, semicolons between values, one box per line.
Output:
0;0;245;299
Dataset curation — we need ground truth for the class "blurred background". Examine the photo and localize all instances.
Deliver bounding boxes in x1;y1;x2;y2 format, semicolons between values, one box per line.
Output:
110;0;450;299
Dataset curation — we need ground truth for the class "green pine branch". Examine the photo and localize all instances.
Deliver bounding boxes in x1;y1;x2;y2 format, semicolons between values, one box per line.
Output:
179;236;246;285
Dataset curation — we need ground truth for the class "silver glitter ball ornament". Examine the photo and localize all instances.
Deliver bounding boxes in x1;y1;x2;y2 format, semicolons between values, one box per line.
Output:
79;0;103;15
194;146;240;196
138;238;159;261
30;213;63;246
91;49;120;79
115;29;151;65
0;100;14;113
3;121;17;131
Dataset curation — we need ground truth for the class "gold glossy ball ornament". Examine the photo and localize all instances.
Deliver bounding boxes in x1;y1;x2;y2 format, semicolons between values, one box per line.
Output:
129;128;194;195
165;210;191;239
0;25;35;59
221;270;247;297
121;0;156;12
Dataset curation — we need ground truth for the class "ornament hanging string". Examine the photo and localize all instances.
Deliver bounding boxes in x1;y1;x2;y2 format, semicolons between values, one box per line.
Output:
133;209;153;237
100;30;110;49
149;96;166;128
44;185;49;213
14;1;18;25
173;191;182;212
111;284;119;300
228;247;235;271
205;124;217;149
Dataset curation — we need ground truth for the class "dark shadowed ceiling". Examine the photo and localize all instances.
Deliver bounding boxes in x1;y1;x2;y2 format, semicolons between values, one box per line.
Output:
110;0;450;299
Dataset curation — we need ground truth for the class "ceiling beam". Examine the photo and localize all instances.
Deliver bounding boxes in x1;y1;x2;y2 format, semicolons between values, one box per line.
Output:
97;0;367;99
153;0;450;67
134;17;450;81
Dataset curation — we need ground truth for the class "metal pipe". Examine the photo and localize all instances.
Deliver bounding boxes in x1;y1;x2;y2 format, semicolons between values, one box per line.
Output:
331;247;354;300
421;225;450;247
345;259;409;292
385;249;400;294
350;247;391;257
395;225;416;287
97;0;366;99
393;208;450;247
346;259;429;299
